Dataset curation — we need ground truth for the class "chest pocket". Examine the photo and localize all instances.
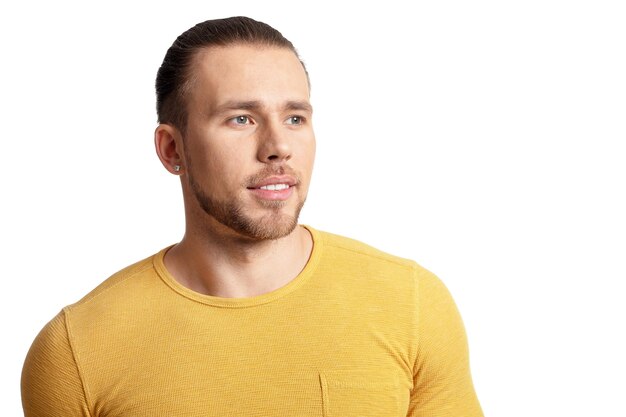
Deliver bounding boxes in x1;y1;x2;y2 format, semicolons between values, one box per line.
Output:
319;370;400;417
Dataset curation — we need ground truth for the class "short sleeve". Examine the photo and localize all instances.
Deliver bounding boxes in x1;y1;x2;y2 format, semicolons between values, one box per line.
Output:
407;269;483;417
21;310;91;417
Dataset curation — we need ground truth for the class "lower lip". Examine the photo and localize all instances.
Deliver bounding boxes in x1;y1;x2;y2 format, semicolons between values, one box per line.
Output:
248;186;294;201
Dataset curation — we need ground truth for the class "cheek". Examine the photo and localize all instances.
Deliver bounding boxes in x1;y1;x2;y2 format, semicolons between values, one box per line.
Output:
300;138;316;171
309;140;317;163
205;151;250;188
189;138;245;177
293;129;315;156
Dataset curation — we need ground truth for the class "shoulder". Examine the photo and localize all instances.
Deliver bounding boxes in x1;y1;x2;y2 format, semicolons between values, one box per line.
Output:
52;249;169;344
311;227;441;294
66;251;161;315
21;309;90;413
23;251;162;372
24;310;71;362
314;227;432;276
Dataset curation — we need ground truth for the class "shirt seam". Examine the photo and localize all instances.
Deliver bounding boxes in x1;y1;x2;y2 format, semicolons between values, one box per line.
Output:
322;242;416;270
412;266;421;383
77;262;153;306
411;265;437;401
62;307;95;417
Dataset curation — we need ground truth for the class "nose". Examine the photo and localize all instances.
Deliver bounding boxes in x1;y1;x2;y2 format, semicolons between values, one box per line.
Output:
256;122;292;163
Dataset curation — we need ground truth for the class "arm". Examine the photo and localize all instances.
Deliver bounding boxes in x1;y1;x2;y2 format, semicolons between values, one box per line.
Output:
407;270;483;417
21;310;92;417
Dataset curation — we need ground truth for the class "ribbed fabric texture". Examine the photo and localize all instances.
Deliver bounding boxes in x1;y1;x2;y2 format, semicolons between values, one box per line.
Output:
22;226;482;416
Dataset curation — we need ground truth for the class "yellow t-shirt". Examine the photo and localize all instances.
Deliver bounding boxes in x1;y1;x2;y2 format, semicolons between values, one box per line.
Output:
22;227;482;416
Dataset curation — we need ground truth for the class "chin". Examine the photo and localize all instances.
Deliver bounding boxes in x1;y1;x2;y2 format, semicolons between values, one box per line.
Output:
244;217;299;240
206;200;304;241
232;206;302;240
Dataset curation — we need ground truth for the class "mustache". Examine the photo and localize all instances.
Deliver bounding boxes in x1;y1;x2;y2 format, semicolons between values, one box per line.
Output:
244;165;300;187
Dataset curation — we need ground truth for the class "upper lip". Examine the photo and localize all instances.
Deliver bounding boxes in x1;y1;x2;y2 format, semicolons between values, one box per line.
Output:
248;175;298;189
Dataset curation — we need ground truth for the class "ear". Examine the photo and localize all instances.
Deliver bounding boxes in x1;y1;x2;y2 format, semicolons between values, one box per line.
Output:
155;124;184;175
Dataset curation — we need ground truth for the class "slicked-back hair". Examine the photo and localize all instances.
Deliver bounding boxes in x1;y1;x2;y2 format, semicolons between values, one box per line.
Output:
156;16;307;134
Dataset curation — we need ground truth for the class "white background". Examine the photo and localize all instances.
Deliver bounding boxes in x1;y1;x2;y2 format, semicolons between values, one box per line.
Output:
2;1;625;415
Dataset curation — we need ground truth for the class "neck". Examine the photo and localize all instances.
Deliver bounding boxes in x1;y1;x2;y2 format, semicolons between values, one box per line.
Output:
164;221;313;298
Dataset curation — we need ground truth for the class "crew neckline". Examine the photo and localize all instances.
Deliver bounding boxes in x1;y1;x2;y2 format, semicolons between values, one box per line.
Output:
152;225;323;308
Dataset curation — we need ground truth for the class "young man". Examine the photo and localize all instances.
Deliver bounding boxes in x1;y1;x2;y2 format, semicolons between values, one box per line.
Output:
22;17;483;416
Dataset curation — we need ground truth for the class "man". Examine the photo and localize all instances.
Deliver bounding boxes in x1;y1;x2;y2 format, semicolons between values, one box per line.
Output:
22;16;482;416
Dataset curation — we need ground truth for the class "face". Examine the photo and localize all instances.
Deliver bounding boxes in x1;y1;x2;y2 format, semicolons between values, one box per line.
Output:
181;44;315;240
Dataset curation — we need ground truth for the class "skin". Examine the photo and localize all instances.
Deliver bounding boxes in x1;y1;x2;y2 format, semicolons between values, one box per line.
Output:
154;44;315;298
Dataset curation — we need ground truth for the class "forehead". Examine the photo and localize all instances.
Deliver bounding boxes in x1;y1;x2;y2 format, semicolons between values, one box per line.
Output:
187;44;310;109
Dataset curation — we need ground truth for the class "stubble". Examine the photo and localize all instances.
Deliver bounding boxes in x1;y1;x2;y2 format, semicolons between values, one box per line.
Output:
187;164;305;241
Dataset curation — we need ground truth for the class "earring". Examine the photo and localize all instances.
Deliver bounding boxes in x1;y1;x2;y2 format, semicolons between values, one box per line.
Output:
174;165;181;172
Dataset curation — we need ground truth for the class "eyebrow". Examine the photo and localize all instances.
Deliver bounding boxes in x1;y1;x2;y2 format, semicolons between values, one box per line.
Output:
214;100;313;114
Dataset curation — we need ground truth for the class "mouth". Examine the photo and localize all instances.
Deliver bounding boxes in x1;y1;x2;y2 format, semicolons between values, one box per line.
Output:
258;183;290;191
247;176;297;201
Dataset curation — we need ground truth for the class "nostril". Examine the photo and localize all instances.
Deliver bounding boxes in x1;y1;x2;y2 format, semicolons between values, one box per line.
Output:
267;155;279;161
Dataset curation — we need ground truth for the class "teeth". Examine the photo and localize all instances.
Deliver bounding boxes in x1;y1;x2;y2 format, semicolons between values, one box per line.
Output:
260;184;290;191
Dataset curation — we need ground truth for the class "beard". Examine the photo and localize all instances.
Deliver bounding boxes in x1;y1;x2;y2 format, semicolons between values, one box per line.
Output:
187;165;306;241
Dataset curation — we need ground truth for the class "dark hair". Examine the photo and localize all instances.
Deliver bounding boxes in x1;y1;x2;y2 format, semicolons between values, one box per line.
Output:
156;16;307;134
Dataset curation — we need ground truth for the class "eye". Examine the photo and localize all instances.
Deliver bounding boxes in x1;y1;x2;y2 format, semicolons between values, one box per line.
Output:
285;116;303;125
230;115;251;125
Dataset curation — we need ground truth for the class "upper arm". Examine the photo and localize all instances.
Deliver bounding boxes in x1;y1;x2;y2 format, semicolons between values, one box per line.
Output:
407;270;483;417
21;310;91;417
